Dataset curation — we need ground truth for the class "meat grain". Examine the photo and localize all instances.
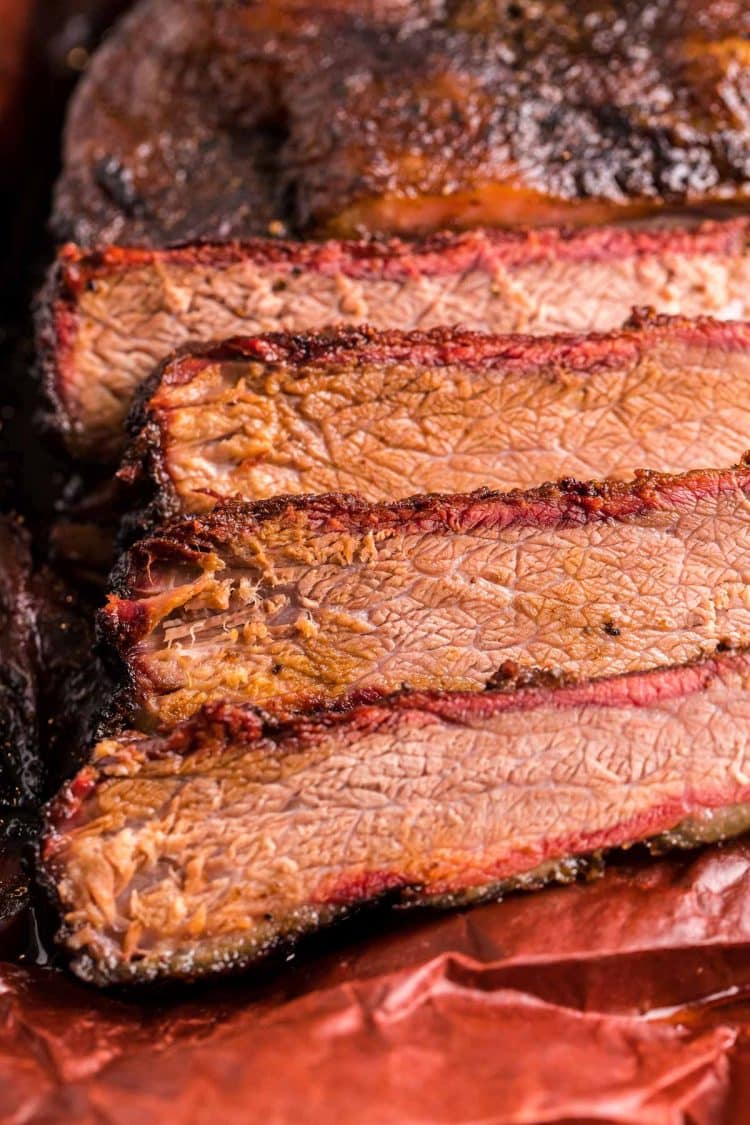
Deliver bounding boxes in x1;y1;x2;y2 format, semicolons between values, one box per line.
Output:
102;465;750;728
42;222;750;459
42;646;750;984
125;314;750;514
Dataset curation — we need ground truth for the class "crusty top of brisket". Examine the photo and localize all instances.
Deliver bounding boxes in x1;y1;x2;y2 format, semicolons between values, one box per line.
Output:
51;219;750;284
128;311;750;380
53;0;750;244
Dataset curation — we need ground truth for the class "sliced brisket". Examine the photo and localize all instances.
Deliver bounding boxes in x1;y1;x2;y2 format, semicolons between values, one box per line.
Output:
53;0;750;243
102;465;750;729
42;646;750;984
125;314;750;515
42;221;750;460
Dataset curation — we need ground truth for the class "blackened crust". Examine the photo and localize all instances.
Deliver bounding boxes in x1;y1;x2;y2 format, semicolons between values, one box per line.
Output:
52;0;750;243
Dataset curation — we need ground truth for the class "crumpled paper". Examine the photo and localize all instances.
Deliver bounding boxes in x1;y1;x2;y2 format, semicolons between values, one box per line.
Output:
4;841;750;1122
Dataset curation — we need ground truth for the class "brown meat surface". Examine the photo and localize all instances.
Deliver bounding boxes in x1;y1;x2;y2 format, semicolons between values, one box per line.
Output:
42;221;750;460
53;0;750;245
102;465;750;729
126;315;750;515
42;647;750;984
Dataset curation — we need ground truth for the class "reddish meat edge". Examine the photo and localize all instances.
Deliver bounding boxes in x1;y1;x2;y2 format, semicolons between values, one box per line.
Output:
123;311;750;516
41;645;750;986
38;218;750;460
102;462;750;730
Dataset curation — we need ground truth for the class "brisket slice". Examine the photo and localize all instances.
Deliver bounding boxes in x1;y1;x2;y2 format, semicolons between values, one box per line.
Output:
54;0;750;243
102;464;750;730
42;646;750;985
125;313;750;515
41;220;750;460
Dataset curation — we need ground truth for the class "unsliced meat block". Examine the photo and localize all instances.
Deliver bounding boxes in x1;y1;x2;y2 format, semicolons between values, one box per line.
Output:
42;646;750;984
101;465;750;729
41;221;750;460
53;0;750;243
124;314;750;515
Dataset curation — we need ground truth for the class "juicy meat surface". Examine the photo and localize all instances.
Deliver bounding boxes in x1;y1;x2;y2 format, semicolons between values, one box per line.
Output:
53;0;750;244
42;647;750;985
41;221;750;460
127;314;750;514
102;465;750;729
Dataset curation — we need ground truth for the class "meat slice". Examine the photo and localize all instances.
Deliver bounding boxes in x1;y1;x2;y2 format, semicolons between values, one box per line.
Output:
41;220;750;460
125;314;750;516
0;516;99;945
102;465;750;729
53;0;750;243
42;646;750;985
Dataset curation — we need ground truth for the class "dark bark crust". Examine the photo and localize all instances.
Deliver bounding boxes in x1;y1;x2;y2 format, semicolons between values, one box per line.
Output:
53;0;750;245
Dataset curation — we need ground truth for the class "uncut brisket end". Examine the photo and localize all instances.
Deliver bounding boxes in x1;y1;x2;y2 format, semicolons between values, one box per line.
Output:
42;647;750;985
52;0;281;248
102;465;750;730
40;220;750;460
53;0;750;244
127;313;750;515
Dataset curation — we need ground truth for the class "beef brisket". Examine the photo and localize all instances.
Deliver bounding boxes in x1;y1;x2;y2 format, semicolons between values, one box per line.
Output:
42;221;750;460
53;0;750;243
42;646;750;984
102;465;750;729
125;314;750;516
